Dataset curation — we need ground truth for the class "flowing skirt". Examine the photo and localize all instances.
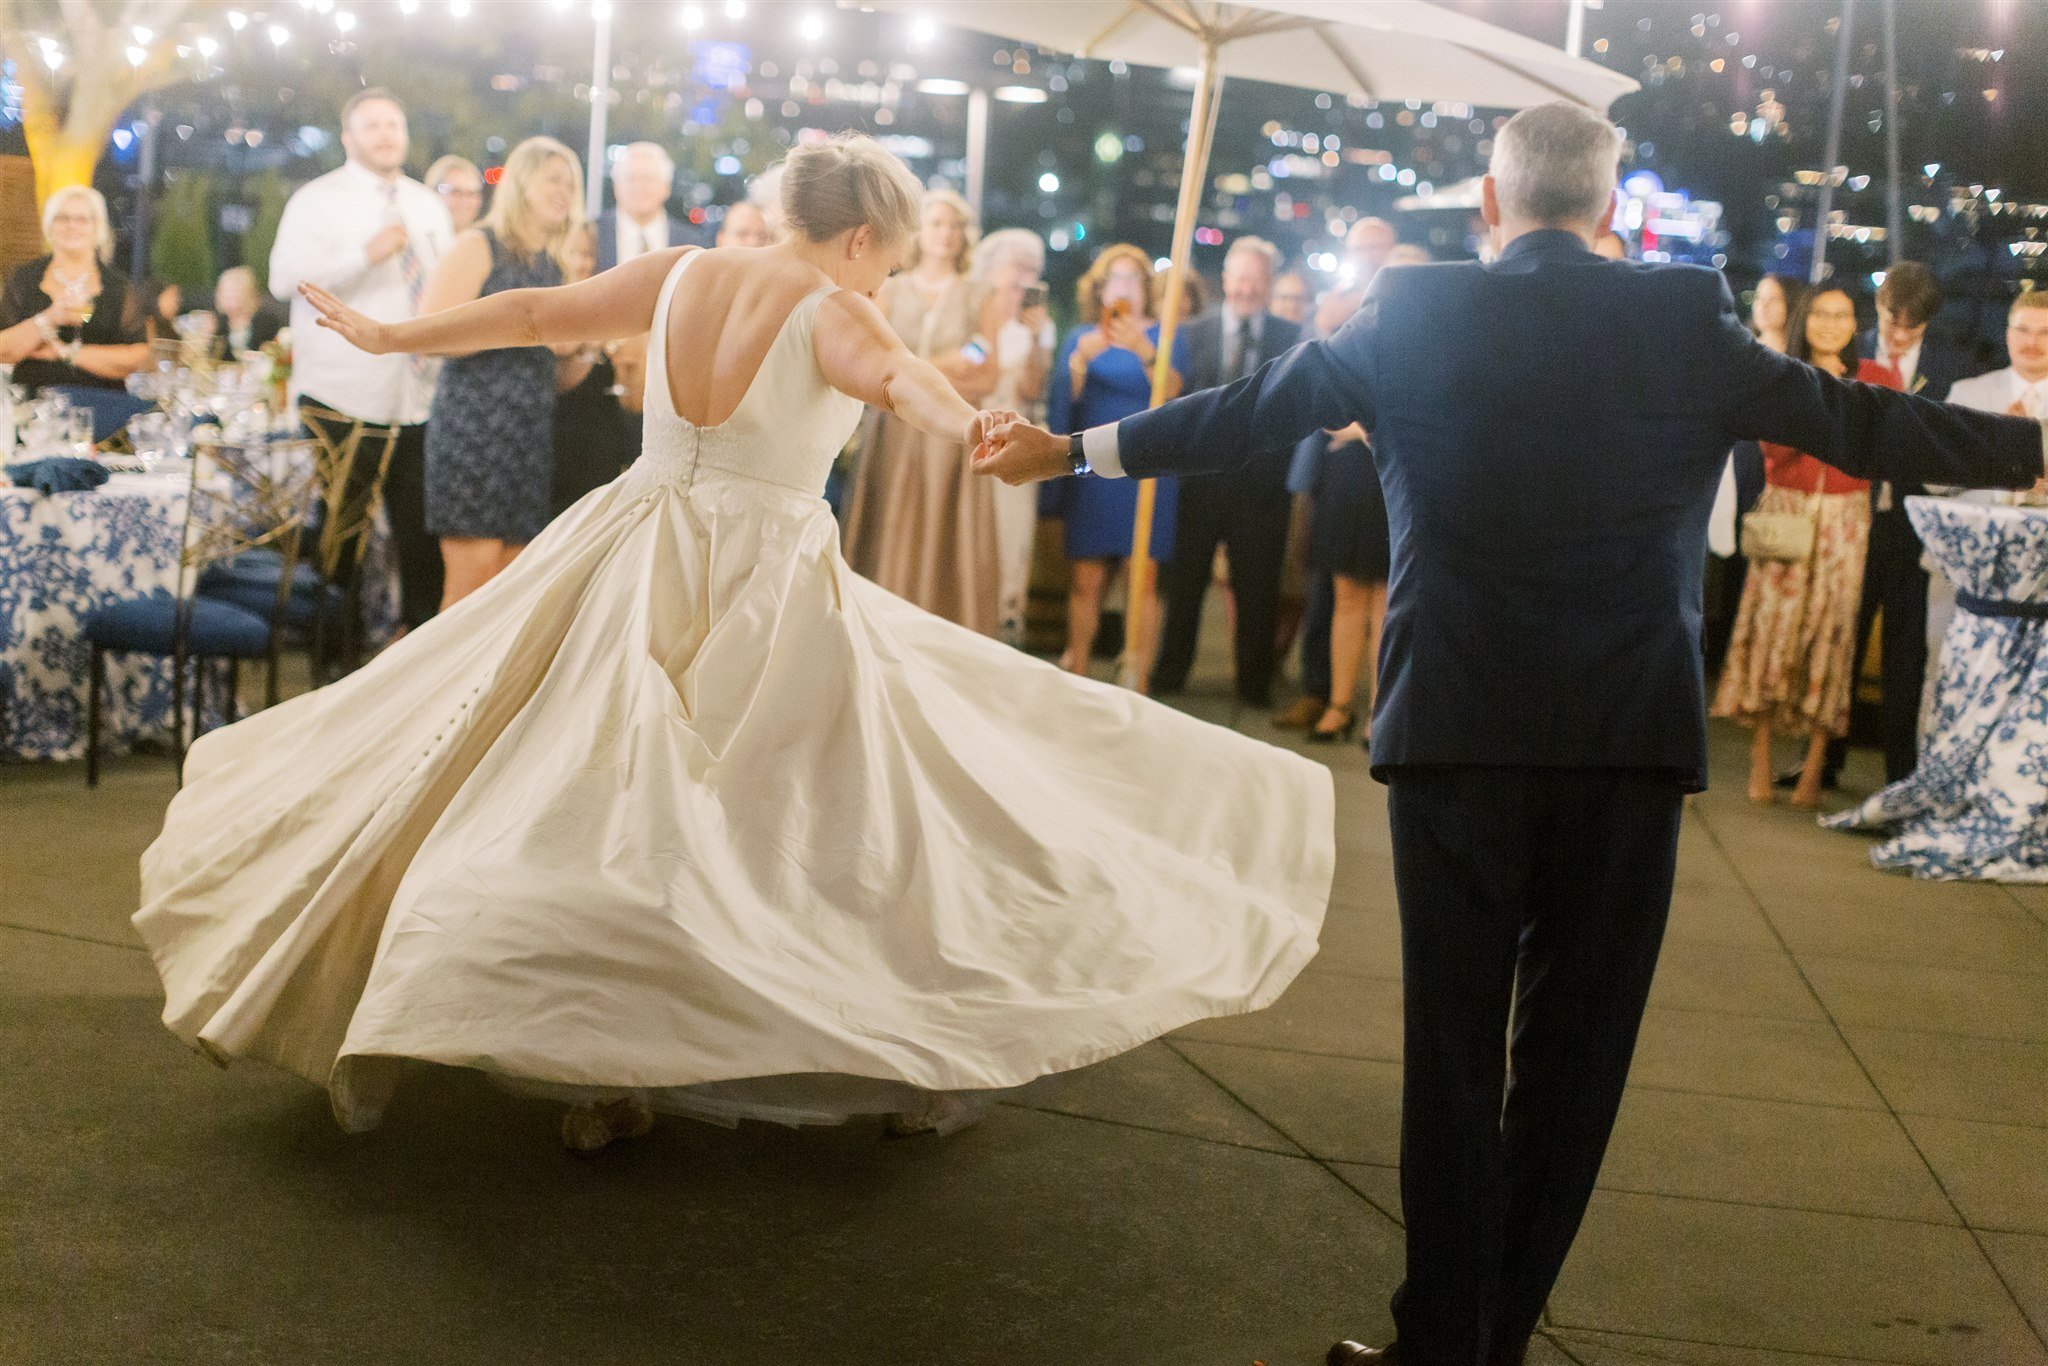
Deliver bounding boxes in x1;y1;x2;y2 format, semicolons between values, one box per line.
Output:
1711;487;1871;736
134;463;1334;1132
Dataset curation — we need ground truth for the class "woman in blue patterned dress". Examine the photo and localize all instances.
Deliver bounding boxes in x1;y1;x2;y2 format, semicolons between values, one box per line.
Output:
423;136;583;608
1042;244;1187;687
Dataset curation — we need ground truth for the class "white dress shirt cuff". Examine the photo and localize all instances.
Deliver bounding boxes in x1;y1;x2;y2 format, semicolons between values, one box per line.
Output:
1082;424;1125;479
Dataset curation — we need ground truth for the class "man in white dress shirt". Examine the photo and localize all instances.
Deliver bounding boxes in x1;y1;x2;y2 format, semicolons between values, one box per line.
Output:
270;87;454;631
595;142;691;273
1921;289;2048;727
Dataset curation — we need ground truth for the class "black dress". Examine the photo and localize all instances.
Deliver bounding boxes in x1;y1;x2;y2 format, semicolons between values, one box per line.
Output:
0;257;148;393
1307;431;1391;584
425;229;563;544
549;355;633;518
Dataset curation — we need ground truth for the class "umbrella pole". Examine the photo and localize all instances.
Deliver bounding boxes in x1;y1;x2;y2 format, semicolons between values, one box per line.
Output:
1120;40;1223;690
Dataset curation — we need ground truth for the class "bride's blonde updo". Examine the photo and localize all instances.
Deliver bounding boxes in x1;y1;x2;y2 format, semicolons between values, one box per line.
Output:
779;134;923;247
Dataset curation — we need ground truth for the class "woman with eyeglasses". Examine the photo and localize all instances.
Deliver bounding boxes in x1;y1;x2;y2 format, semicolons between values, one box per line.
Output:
427;155;487;234
0;186;149;394
1713;285;1900;808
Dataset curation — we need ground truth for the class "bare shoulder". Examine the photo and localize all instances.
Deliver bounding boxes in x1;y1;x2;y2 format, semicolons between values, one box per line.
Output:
815;287;893;338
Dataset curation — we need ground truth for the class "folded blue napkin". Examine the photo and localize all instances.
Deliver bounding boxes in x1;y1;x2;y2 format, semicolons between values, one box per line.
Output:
6;457;112;496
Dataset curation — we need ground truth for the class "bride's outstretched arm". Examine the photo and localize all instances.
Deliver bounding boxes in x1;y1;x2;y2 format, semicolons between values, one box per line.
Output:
814;289;1004;455
298;247;692;357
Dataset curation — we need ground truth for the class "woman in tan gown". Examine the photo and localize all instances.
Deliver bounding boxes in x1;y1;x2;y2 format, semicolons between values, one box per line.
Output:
842;189;1003;632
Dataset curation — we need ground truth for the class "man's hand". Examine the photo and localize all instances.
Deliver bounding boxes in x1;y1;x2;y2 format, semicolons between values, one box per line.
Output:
299;282;396;354
973;416;1071;485
607;334;649;414
366;222;410;266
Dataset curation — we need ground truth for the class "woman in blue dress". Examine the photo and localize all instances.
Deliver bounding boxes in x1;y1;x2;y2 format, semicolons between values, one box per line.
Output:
1042;244;1188;687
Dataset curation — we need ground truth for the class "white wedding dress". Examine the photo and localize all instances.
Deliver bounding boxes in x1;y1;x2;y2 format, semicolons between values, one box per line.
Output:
135;252;1335;1132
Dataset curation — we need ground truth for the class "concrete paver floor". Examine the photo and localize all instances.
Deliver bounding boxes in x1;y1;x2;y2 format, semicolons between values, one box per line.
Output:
5;647;2046;1365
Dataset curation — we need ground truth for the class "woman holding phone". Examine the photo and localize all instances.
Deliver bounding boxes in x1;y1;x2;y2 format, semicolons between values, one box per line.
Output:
841;188;1004;632
1041;243;1187;688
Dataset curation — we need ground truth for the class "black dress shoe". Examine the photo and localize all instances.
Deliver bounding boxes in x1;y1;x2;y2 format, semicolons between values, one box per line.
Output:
1328;1343;1393;1365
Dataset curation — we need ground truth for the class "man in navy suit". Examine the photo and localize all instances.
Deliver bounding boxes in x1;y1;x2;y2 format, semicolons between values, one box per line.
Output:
973;102;2048;1366
593;141;694;274
1153;235;1303;706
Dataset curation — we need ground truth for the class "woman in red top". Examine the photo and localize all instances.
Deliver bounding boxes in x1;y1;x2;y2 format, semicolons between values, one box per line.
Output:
1713;285;1900;807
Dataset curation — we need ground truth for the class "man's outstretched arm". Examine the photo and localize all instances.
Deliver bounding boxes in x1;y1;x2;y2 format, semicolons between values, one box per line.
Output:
977;294;1378;485
1711;277;2046;489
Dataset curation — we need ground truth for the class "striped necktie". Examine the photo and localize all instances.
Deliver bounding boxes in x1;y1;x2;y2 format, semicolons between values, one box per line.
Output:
384;181;425;311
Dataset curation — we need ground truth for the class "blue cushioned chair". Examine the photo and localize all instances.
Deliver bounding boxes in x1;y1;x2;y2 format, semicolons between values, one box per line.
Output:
81;437;319;786
47;386;155;445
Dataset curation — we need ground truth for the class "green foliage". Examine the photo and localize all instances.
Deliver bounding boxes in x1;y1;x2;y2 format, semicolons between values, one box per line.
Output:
242;169;290;295
150;171;216;292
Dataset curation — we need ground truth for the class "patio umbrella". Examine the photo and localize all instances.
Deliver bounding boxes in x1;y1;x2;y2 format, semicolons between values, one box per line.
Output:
855;0;1636;686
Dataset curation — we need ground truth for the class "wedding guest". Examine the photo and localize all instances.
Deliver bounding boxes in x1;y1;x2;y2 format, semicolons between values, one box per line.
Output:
746;163;786;241
1301;244;1429;746
1922;289;2048;722
596;141;687;272
1592;229;1628;259
1270;270;1313;327
271;86;456;629
0;185;148;394
841;188;1003;632
549;223;632;518
973;227;1055;644
716;200;774;249
1280;218;1398;730
422;136;583;607
1042;243;1187;684
1313;215;1397;337
210;266;282;358
426;154;486;233
1159;266;1208;325
1807;262;1980;787
1153;235;1301;706
1750;273;1804;352
143;279;185;342
1713;285;1900;808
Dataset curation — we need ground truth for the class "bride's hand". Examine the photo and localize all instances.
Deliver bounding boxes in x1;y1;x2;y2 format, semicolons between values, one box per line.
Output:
966;409;1021;461
973;416;1068;486
298;282;397;355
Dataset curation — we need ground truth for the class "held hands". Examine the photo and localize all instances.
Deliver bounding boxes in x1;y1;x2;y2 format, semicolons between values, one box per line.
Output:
970;413;1071;486
299;282;396;355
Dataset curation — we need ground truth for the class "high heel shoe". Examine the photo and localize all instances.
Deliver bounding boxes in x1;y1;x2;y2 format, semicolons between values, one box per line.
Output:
1304;706;1357;745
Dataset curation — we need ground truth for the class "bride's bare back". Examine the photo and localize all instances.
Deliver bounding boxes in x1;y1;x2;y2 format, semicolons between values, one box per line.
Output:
662;247;842;428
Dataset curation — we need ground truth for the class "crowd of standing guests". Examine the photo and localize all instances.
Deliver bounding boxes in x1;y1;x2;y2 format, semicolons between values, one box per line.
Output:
17;83;2039;799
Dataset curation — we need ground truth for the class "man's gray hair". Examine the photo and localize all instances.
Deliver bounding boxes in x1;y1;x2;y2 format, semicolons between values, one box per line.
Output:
613;141;676;182
1225;235;1281;272
1489;102;1621;227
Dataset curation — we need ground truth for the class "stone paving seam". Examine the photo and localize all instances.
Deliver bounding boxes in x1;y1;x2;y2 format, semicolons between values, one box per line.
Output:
1692;799;2048;1359
996;1099;1310;1159
1550;1323;1933;1365
0;919;148;954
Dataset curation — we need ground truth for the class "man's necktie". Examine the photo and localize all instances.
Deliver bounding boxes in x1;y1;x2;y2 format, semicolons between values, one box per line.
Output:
383;182;431;384
1230;317;1255;382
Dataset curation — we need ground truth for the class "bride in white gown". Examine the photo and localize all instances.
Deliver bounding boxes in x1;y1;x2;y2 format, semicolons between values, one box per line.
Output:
135;135;1335;1152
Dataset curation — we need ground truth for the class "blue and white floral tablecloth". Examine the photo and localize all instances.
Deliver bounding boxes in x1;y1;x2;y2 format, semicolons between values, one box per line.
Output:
1;476;399;763
1;476;191;761
1824;496;2048;880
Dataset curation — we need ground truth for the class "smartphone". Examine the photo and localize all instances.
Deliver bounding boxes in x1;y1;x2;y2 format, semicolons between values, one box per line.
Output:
1105;297;1134;325
960;340;989;365
1022;282;1048;311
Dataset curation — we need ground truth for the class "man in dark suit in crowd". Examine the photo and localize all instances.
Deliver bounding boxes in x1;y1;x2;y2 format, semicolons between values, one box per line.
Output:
1798;261;1980;788
974;102;2048;1366
1152;235;1302;706
593;142;694;274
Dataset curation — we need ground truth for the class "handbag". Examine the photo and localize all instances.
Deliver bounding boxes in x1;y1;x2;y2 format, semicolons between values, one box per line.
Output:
1741;459;1828;563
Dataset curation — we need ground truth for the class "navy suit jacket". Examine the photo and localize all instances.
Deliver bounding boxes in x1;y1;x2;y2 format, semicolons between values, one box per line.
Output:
1178;309;1303;497
594;209;695;274
1110;230;2045;789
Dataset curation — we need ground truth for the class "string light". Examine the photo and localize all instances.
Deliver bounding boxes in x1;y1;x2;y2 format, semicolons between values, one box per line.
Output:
448;0;470;16
678;4;704;28
591;0;612;19
127;44;148;65
909;16;936;46
724;0;746;16
268;22;290;45
196;34;220;56
226;9;248;28
132;25;153;43
798;12;825;41
335;11;356;32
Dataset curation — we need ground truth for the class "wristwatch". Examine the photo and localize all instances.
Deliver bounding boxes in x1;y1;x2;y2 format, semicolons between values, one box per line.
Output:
1068;432;1091;477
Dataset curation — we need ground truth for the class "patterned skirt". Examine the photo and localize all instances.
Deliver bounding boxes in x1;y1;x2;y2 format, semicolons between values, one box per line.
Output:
1711;486;1871;736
